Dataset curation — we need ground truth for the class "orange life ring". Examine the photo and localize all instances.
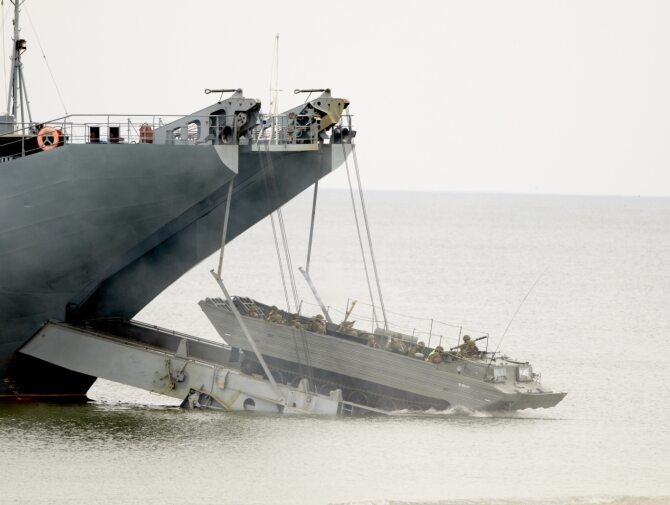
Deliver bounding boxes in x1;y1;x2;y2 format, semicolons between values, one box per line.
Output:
37;127;60;151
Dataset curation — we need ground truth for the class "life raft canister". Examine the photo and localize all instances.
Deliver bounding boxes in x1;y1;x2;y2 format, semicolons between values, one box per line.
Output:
36;127;60;151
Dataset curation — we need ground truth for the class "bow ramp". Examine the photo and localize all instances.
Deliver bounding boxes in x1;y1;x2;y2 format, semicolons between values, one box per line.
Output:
19;320;384;415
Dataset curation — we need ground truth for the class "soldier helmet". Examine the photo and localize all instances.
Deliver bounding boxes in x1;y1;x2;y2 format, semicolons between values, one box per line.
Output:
463;335;471;341
270;305;278;311
315;314;324;320
436;346;444;351
417;341;425;347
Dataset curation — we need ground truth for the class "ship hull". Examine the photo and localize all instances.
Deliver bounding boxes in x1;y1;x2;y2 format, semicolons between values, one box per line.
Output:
0;143;349;398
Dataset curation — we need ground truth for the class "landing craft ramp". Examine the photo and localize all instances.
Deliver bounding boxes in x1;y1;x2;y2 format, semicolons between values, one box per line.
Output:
19;320;381;415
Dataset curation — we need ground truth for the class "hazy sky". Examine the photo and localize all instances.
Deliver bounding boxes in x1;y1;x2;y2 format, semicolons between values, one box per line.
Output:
7;0;670;196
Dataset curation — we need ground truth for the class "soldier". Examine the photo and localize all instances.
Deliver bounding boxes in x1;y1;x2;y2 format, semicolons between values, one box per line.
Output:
426;346;444;364
407;341;426;358
461;335;479;358
266;306;284;324
308;314;326;334
338;320;358;337
367;334;378;348
385;336;407;354
290;314;303;330
247;306;260;318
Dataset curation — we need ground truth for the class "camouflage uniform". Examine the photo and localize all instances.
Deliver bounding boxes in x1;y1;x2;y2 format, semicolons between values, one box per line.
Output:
338;320;358;337
407;341;426;358
385;337;407;354
308;314;326;334
291;315;303;330
266;306;284;324
461;335;479;358
426;346;444;364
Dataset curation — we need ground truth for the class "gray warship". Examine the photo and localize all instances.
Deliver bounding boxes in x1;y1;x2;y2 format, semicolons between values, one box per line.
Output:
199;298;567;412
0;2;352;400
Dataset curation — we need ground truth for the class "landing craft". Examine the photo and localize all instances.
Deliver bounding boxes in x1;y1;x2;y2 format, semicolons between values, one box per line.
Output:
200;297;567;412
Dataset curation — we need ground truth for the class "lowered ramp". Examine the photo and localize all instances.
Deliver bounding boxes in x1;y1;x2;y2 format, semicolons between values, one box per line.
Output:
19;320;378;415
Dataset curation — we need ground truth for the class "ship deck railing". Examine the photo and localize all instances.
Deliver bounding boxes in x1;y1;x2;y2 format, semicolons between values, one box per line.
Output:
0;113;354;158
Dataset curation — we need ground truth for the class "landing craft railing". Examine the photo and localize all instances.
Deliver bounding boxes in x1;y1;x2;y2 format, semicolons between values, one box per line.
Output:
0;113;354;160
299;300;490;351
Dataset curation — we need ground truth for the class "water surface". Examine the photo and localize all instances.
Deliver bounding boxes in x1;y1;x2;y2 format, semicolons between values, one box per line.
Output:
1;191;668;504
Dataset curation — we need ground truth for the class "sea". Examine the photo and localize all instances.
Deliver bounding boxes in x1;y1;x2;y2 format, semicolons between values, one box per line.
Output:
1;190;669;505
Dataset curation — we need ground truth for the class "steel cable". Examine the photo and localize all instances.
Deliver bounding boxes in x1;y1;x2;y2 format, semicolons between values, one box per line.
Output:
342;140;379;330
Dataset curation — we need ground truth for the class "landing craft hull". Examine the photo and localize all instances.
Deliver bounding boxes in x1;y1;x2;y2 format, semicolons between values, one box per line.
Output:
0;143;350;398
200;299;567;411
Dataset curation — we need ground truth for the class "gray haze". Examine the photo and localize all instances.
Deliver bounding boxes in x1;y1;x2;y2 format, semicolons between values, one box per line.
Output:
8;0;670;196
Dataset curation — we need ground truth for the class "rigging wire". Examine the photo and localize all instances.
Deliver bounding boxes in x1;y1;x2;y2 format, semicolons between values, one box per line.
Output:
257;141;301;314
305;181;318;273
266;34;299;312
255;103;317;381
269;212;292;313
342;141;379;330
263;35;315;387
23;3;68;116
258;144;316;386
350;142;389;330
276;206;301;312
262;32;298;313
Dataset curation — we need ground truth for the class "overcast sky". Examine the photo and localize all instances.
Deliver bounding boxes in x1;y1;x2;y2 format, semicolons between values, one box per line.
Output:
7;0;670;196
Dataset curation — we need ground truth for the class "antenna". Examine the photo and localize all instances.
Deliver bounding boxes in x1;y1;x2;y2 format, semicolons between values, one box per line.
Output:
492;267;549;357
269;33;280;115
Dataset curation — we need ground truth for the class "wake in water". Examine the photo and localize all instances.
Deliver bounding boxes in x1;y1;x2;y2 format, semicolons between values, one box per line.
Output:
388;406;492;417
387;405;561;420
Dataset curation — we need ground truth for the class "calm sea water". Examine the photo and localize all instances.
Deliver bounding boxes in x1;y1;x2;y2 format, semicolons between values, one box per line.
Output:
1;190;669;505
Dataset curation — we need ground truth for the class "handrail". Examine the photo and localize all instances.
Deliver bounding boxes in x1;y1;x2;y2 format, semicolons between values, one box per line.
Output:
289;298;492;353
0;113;355;152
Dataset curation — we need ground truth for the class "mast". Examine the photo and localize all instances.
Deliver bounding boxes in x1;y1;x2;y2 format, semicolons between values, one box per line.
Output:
269;33;279;115
6;0;31;130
